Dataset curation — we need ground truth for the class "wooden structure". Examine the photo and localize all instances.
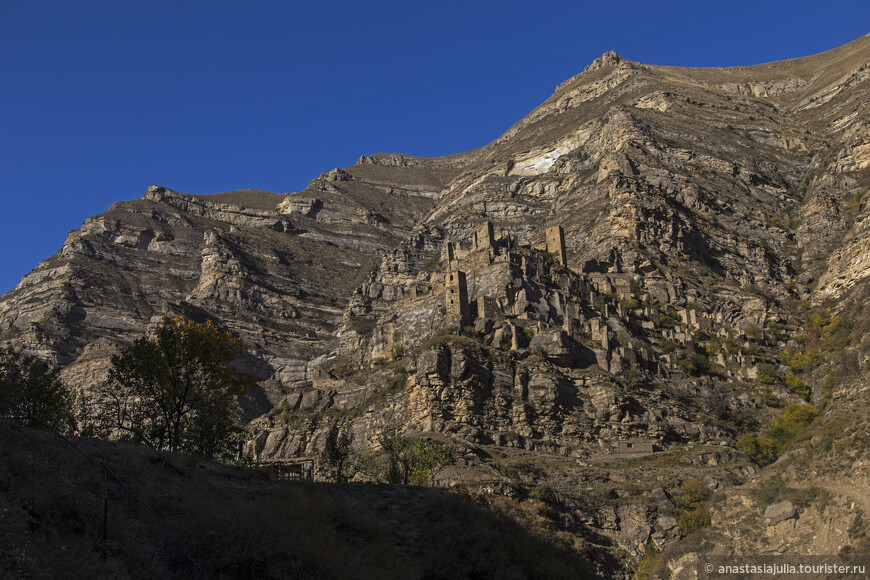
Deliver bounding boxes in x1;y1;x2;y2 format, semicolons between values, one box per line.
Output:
256;458;315;480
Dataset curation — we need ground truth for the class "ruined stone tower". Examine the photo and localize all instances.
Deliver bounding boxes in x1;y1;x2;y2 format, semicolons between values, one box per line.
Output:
546;225;567;267
474;221;495;252
445;270;470;326
442;241;456;263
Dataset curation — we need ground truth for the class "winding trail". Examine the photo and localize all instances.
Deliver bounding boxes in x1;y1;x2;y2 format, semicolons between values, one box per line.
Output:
813;480;870;516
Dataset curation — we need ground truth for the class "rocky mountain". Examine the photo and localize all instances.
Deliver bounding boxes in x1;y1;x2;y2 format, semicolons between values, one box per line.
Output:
4;33;870;577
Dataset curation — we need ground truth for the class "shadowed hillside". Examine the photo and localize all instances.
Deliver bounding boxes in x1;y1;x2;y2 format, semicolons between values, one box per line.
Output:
0;420;603;579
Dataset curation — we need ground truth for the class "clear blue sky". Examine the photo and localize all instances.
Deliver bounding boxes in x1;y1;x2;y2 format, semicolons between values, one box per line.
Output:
2;0;869;295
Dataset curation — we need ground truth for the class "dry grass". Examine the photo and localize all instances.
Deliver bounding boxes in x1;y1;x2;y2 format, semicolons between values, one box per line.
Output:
0;421;597;579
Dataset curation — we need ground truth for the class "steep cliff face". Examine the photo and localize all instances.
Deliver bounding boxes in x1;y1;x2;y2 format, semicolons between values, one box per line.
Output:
0;160;457;412
4;34;870;575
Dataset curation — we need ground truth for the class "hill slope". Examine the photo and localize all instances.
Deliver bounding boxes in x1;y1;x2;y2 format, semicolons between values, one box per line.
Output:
0;420;601;578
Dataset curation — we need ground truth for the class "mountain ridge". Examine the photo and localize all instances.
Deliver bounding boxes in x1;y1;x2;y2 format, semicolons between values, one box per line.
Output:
3;35;870;576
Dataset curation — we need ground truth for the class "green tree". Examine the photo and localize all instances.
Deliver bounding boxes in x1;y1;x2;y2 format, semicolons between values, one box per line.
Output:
378;427;408;484
678;353;710;376
320;424;356;483
409;439;456;486
0;348;73;431
92;316;253;460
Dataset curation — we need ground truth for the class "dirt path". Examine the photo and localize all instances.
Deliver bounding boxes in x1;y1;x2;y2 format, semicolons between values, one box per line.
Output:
814;480;870;515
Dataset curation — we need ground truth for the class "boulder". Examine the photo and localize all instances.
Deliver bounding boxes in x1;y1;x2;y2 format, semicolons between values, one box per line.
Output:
529;329;574;366
632;525;653;544
652;487;676;510
655;515;679;533
763;500;796;525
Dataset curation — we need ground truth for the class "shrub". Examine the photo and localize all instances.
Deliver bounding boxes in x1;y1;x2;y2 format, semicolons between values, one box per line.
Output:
528;483;553;502
765;320;788;342
355;448;385;481
635;544;662;580
775;403;819;432
789;485;830;509
758;363;780;384
720;336;739;354
378;427;408;484
780;348;823;373
745;323;763;341
736;434;779;466
621;367;642;388
820;373;838;399
677;359;695;374
409;440;456;487
678;507;711;537
784;372;811;401
620;297;641;311
704;340;720;356
756;475;788;508
760;390;782;408
677;478;709;510
384;371;408;393
737;404;819;466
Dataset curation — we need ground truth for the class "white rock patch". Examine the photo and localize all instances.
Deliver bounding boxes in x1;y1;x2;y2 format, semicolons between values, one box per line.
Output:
508;128;593;177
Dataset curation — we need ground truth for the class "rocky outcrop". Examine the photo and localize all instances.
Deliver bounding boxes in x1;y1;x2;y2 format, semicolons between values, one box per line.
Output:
0;173;445;411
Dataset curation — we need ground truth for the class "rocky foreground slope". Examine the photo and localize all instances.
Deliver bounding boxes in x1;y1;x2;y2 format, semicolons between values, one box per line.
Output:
4;34;870;576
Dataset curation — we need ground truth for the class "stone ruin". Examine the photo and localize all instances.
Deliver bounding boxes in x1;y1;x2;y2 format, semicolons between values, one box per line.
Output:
352;218;762;383
601;439;654;456
430;220;760;379
444;269;470;327
546;225;567;267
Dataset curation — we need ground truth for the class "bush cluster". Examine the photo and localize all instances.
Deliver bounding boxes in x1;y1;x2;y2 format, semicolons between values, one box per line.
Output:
675;478;712;538
737;404;820;465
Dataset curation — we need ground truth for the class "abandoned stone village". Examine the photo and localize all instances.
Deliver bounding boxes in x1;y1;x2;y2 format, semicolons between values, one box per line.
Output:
249;218;775;466
360;220;761;380
436;221;751;379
